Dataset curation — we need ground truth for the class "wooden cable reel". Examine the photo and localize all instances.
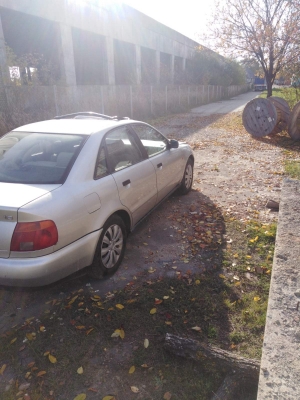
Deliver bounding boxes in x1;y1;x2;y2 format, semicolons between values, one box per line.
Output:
242;98;279;137
288;101;300;140
268;96;290;134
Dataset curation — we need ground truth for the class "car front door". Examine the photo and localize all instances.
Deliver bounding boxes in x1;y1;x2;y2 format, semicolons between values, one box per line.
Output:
131;124;184;202
105;126;157;226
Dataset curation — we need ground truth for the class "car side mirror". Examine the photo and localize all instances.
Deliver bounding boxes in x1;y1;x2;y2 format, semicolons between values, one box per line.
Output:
169;139;179;149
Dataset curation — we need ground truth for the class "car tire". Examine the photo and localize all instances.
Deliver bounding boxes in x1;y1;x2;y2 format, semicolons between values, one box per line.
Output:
179;158;193;194
89;215;127;279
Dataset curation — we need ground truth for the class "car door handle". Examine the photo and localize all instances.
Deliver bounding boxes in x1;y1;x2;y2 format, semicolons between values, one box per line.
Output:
157;163;162;168
122;179;131;186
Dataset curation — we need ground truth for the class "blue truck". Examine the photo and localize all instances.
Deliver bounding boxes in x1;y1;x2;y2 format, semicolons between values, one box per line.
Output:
253;77;267;91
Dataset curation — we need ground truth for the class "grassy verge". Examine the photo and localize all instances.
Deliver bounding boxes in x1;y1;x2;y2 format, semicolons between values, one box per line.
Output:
0;217;276;400
284;160;300;179
259;86;300;108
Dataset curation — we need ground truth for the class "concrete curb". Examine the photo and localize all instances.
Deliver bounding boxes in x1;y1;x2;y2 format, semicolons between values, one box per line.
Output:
257;178;300;399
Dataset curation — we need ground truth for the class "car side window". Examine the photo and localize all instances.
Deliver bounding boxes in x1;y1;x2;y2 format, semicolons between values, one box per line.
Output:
94;147;109;179
105;126;143;172
131;124;168;157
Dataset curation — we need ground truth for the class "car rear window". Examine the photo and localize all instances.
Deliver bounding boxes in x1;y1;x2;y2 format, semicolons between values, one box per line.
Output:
0;131;86;184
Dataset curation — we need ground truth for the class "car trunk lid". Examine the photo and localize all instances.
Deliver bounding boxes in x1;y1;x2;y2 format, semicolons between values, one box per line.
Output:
0;183;60;258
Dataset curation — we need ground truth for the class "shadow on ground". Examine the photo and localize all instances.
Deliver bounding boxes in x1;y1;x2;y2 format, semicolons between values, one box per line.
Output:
0;189;258;399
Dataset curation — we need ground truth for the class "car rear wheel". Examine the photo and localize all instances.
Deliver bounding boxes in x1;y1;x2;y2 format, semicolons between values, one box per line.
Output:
89;215;127;279
179;158;193;194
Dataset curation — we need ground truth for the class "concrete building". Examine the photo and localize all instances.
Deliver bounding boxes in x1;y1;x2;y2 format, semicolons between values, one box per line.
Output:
0;0;199;87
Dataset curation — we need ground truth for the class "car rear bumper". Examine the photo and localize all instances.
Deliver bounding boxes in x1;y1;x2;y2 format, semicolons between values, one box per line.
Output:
0;230;101;287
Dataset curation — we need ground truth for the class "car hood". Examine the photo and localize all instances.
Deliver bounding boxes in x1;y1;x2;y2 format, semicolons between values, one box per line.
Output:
0;183;61;209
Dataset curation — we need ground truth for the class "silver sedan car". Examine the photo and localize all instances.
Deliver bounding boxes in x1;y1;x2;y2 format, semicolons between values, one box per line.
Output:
0;112;194;286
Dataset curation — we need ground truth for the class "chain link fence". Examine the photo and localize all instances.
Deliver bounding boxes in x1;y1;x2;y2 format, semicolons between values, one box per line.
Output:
0;83;249;135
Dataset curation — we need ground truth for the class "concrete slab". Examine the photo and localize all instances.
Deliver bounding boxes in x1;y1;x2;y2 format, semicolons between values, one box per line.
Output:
191;91;259;116
257;179;300;400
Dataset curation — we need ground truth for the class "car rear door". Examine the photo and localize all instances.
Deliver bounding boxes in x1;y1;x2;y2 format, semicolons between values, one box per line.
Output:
131;124;184;202
105;126;157;226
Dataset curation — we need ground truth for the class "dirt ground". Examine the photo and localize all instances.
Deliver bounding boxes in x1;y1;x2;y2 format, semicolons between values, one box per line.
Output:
0;111;290;400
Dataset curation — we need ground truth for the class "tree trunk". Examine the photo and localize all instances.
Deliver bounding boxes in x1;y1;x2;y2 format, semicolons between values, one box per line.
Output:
164;334;260;399
265;73;273;97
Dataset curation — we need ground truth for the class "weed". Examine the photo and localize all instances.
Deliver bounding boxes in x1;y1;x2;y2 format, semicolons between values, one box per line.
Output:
259;87;300;108
284;160;300;179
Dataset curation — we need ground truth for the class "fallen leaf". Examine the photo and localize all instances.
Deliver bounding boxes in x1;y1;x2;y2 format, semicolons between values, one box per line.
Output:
10;338;17;345
91;296;101;302
86;328;94;336
48;354;57;364
191;326;202;332
155;298;163;305
102;396;115;400
219;274;226;279
129;366;135;374
111;329;120;338
0;364;7;375
127;299;137;304
164;392;172;400
37;371;46;377
115;304;124;310
119;328;125;339
73;394;86;400
26;333;34;341
75;326;86;330
27;362;35;368
150;308;157;315
18;382;30;391
68;295;78;305
163;296;169;300
39;326;46;332
144;338;149;348
88;388;98;393
77;366;83;374
131;386;139;393
254;296;261;302
195;280;200;285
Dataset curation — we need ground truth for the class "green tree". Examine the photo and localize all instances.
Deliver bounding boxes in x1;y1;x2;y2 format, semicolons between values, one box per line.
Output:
187;46;246;86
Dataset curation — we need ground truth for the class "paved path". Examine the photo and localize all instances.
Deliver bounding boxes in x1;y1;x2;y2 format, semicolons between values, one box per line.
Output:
191;91;259;115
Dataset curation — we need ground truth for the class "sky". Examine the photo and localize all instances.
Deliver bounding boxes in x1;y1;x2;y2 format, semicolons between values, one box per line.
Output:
122;0;217;42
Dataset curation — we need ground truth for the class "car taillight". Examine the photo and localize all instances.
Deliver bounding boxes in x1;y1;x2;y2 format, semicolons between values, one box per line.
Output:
10;220;58;252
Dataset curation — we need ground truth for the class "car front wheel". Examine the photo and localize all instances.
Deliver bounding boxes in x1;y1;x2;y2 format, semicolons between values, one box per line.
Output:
179;158;193;194
89;215;127;279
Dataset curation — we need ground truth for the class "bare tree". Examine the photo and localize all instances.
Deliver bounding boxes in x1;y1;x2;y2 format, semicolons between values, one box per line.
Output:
206;0;300;96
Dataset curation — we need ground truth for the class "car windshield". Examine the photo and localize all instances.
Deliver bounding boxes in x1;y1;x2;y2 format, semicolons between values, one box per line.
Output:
0;131;86;184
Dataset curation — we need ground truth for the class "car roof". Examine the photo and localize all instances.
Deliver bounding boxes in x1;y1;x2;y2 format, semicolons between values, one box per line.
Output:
12;118;141;135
